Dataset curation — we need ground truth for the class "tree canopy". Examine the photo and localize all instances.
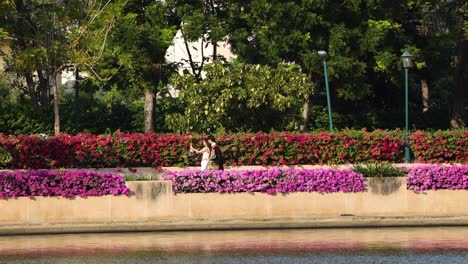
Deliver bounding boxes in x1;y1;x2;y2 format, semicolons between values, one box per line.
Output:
0;0;466;134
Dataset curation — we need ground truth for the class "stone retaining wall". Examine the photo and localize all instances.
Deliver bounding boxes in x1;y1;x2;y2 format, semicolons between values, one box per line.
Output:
1;178;467;235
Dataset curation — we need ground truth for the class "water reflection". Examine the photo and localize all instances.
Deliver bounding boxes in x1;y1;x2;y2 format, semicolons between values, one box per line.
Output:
0;227;467;263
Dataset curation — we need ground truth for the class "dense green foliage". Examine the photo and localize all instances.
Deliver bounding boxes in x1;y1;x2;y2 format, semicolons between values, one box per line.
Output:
0;0;466;134
0;0;130;134
166;62;314;133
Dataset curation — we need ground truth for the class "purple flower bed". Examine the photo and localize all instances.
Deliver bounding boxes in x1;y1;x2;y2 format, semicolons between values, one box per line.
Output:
406;165;468;192
0;170;129;199
162;168;366;194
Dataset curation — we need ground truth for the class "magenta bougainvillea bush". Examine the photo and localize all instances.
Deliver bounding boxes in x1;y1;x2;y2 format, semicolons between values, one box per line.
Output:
162;168;366;194
0;130;466;169
0;170;129;199
406;165;468;192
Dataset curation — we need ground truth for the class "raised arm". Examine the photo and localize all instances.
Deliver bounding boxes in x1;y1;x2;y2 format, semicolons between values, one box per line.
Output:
191;146;208;154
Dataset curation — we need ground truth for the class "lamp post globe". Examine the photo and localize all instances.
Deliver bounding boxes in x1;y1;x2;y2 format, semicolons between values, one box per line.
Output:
401;50;412;163
318;50;327;60
401;50;412;68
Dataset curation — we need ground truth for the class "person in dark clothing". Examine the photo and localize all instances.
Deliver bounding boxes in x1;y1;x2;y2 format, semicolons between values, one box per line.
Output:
207;135;224;170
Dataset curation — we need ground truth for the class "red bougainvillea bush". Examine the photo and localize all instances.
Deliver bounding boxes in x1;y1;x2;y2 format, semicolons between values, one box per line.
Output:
0;170;129;199
0;130;466;169
406;165;468;192
409;131;468;163
162;168;366;194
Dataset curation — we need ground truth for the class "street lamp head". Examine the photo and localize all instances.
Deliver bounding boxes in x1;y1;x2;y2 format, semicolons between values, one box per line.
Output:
318;50;327;60
401;50;412;68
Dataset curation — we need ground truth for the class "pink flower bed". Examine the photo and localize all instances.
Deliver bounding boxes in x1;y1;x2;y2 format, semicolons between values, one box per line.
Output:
162;168;366;194
0;170;129;199
406;165;468;192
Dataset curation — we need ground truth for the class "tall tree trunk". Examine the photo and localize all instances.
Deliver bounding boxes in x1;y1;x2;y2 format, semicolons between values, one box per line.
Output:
208;0;218;62
421;79;429;112
37;70;49;108
25;72;37;107
450;36;466;129
212;40;217;61
300;99;310;132
51;72;60;135
144;89;155;132
181;28;199;79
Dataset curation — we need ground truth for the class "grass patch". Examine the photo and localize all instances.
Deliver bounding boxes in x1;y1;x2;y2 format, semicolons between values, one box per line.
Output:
124;174;160;181
352;163;406;177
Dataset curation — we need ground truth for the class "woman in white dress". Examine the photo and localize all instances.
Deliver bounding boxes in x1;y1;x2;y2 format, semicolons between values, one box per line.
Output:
190;138;211;171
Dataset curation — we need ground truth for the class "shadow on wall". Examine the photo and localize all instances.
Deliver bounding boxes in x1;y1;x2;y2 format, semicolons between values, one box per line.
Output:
367;177;403;195
128;181;170;201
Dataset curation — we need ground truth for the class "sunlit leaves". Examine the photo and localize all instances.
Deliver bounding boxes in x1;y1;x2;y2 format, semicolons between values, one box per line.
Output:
166;62;314;133
362;20;401;53
0;28;6;40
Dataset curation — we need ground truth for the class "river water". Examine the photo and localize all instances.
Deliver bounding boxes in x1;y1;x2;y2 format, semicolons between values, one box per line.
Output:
0;227;467;263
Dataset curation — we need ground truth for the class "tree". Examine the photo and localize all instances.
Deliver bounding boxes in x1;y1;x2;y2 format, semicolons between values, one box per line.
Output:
421;0;467;128
226;0;384;131
167;0;231;80
227;0;458;131
384;0;467;129
1;0;465;133
0;0;127;135
88;0;178;132
166;62;314;133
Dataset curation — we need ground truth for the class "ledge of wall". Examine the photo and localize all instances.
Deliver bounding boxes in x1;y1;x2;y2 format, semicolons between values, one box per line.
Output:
1;178;468;235
50;163;442;180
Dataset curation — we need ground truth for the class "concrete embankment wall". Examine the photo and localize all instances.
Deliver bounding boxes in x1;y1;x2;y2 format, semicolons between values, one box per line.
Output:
1;178;468;235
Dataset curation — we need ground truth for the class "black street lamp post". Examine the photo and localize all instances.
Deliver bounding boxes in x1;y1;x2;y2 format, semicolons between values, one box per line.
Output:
401;50;412;163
